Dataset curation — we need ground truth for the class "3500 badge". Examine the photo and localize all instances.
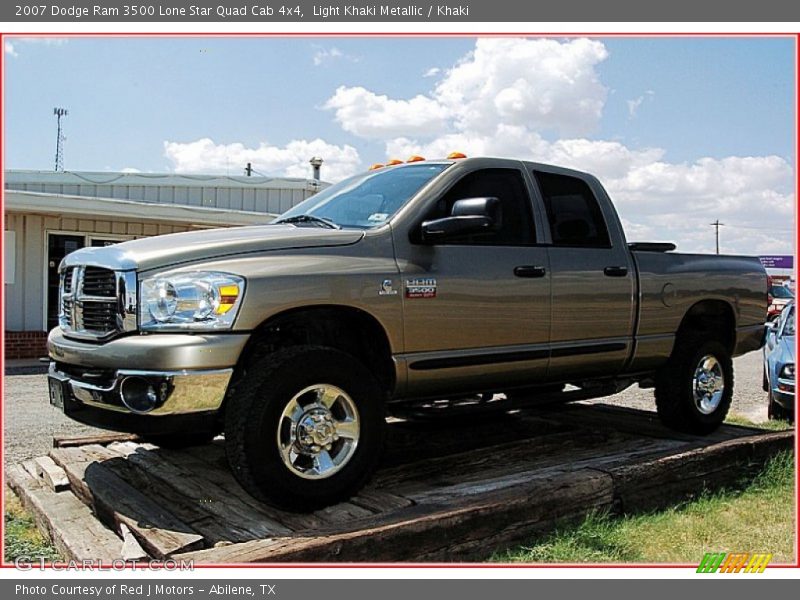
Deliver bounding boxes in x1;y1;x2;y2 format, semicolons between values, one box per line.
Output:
405;278;437;299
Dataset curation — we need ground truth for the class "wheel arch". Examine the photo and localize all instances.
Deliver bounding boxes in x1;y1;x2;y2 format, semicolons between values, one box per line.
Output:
675;299;737;354
228;305;396;404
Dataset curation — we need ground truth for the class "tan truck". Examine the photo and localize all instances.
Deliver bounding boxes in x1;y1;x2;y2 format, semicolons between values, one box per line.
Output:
47;157;768;510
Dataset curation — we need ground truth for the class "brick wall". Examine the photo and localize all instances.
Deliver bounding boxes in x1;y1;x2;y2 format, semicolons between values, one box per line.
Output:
4;331;48;360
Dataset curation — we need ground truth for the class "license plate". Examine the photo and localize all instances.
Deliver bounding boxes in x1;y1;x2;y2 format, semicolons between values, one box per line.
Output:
48;376;66;409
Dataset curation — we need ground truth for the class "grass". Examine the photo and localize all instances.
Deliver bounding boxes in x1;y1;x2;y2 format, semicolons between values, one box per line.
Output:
494;450;796;564
725;413;793;431
3;490;61;564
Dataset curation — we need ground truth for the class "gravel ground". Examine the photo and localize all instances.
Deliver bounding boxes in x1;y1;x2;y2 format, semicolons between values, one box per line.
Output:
2;350;772;467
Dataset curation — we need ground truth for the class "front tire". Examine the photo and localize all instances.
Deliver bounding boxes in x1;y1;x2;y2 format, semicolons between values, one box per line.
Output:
655;339;733;434
224;345;385;511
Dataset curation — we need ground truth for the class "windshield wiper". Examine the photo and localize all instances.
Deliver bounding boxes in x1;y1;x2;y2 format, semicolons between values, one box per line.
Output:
274;214;341;230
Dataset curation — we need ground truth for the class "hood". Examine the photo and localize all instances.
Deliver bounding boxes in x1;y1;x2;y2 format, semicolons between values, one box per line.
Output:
63;224;365;272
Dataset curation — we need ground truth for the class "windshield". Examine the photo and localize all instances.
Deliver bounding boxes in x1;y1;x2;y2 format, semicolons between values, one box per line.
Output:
784;307;795;336
770;285;794;299
276;163;450;229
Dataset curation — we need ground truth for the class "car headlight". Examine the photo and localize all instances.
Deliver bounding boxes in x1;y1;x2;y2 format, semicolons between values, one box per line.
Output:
139;271;245;331
780;364;795;380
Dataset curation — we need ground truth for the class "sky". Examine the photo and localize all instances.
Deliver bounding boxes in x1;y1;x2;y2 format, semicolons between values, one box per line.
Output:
3;36;796;256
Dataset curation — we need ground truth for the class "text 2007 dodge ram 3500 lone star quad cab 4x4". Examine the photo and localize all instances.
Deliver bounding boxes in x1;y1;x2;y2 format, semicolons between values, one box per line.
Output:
47;157;768;510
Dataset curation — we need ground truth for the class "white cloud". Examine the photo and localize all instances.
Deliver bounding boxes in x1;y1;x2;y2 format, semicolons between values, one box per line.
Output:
627;90;655;119
324;86;450;139
423;67;441;78
312;45;358;66
163;137;361;181
326;38;609;140
435;38;609;137
120;167;141;173
4;37;67;57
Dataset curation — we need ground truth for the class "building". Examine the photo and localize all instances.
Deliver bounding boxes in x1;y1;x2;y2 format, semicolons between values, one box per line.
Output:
3;169;324;359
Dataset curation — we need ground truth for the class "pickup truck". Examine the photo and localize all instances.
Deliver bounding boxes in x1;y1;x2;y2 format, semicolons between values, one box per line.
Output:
47;157;768;510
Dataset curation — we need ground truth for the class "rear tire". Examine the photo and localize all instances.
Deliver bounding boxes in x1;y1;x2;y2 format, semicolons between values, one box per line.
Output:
655;339;733;435
224;345;385;511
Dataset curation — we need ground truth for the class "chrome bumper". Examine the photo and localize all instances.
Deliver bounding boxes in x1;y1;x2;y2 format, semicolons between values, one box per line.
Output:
49;363;232;416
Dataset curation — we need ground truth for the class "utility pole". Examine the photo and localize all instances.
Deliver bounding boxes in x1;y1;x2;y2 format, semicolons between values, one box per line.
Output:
710;219;724;255
53;107;68;172
244;162;253;176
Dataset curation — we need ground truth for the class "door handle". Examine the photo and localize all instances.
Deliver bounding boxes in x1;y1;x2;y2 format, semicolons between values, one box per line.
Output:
514;265;547;278
603;266;628;277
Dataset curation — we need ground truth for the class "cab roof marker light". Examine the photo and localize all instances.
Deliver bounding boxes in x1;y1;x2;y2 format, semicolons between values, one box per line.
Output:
447;152;467;159
386;159;403;166
406;155;426;163
369;163;385;170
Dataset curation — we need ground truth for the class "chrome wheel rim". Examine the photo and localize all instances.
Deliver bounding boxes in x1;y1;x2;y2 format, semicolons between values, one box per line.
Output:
277;384;360;480
692;355;725;415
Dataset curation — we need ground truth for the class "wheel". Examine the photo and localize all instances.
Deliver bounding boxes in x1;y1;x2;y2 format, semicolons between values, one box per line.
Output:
655;339;733;434
141;432;217;449
224;345;385;511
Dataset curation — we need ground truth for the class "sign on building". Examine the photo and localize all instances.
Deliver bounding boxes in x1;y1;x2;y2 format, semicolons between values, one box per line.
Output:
759;255;794;269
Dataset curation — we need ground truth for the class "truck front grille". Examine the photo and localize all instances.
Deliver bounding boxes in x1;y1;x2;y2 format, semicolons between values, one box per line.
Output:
82;266;117;297
59;266;137;340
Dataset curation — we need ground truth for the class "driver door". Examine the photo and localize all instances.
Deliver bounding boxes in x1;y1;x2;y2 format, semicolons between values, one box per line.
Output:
392;164;551;397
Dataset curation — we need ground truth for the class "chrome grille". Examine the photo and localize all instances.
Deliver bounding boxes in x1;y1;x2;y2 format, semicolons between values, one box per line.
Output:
82;267;117;297
59;266;137;340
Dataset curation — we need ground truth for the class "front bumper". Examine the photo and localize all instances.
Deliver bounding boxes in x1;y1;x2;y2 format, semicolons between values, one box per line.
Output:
49;363;233;416
48;328;249;371
47;328;248;433
772;378;795;412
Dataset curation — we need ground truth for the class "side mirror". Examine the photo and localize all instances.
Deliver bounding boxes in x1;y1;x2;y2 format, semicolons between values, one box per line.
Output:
420;197;501;243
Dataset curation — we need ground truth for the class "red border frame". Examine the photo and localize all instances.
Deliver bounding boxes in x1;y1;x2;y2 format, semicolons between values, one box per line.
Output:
0;30;797;572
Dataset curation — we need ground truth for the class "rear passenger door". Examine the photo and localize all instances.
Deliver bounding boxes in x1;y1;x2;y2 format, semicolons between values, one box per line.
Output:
531;168;636;379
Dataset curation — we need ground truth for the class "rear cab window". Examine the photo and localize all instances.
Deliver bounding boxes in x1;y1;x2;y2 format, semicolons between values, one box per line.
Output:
533;171;611;248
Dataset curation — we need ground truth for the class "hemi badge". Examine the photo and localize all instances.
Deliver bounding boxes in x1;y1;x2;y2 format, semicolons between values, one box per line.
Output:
406;278;437;299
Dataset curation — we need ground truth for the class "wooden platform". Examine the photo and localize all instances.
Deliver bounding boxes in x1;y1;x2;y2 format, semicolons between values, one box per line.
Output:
7;403;793;563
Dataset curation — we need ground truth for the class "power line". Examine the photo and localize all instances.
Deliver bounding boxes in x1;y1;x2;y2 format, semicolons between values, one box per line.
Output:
710;219;724;255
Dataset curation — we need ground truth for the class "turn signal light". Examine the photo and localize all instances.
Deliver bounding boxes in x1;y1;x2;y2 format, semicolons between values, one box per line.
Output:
447;152;467;159
406;155;426;163
216;284;240;315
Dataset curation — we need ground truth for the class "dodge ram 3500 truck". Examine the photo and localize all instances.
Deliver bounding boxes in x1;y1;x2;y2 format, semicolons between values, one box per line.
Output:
47;157;768;510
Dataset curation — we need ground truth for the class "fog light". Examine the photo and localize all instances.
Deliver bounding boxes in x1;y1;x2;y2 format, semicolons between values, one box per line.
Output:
119;376;160;413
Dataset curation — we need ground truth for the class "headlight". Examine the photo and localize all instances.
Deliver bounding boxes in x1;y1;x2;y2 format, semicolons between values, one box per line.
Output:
780;364;795;380
139;271;245;331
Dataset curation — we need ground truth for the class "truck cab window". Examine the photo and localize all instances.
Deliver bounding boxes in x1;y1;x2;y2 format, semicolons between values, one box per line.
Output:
534;171;611;248
428;168;535;245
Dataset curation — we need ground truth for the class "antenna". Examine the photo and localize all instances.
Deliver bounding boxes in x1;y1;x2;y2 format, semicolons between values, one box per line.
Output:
53;107;68;172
